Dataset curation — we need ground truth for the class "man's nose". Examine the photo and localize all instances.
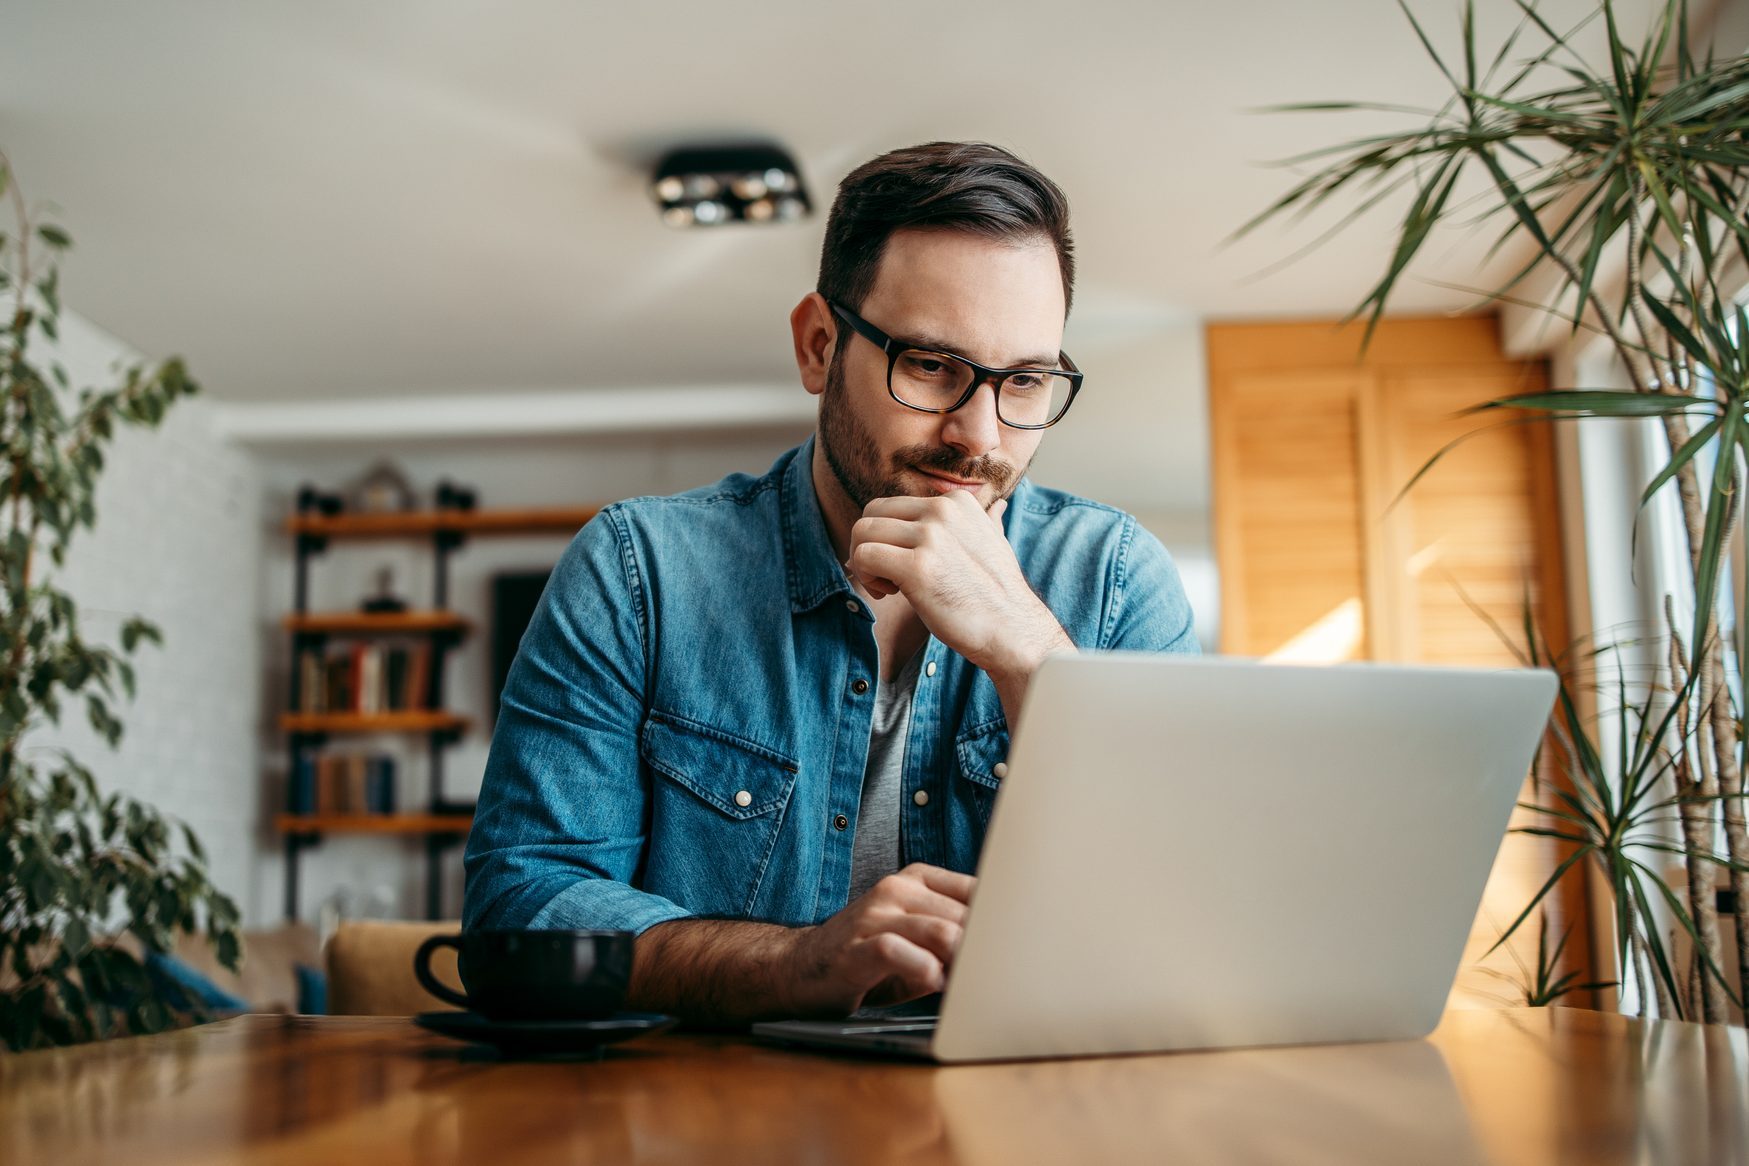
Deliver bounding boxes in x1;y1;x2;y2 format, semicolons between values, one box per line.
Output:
939;379;1002;460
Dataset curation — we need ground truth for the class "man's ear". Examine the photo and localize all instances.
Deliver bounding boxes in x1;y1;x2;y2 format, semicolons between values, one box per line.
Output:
790;292;837;398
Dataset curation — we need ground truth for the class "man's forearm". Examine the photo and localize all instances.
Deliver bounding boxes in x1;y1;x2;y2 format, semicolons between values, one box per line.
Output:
626;917;803;1026
986;616;1076;729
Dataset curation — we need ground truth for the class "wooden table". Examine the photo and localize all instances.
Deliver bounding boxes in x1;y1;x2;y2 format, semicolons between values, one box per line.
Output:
2;1008;1745;1165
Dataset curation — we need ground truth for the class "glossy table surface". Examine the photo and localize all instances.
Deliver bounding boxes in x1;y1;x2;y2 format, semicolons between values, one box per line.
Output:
2;1007;1745;1165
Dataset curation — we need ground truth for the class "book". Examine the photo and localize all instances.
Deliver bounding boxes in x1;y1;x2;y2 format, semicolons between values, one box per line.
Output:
315;754;343;813
384;647;409;711
406;642;432;711
366;756;397;814
345;753;369;812
296;649;324;713
351;645;373;715
324;656;352;714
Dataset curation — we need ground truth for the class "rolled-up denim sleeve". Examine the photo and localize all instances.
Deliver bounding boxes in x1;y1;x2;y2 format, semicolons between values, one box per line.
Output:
462;507;692;935
1101;518;1200;655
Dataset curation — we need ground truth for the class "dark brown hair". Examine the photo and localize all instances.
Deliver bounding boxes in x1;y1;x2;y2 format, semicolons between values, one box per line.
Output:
816;141;1076;318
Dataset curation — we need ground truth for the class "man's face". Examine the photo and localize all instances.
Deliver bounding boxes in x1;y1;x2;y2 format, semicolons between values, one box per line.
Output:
818;228;1066;513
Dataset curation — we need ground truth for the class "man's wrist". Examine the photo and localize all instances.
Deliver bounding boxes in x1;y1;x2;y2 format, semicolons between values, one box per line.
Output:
978;604;1075;689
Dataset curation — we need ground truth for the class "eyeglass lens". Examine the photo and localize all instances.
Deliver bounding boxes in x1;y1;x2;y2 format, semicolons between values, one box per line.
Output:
890;350;1074;426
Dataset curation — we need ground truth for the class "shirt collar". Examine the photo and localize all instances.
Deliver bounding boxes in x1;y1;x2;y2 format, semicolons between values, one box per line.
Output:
780;435;856;614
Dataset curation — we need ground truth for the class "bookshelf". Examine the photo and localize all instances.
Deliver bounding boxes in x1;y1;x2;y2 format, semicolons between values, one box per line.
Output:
278;500;598;921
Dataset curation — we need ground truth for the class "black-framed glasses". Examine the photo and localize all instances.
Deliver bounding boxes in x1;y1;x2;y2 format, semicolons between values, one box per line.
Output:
828;300;1083;430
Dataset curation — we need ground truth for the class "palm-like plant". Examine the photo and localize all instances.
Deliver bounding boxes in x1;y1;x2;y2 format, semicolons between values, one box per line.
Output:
1239;0;1749;1021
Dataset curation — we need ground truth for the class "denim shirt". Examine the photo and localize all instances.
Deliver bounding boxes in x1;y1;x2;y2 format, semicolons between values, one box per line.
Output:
462;438;1198;935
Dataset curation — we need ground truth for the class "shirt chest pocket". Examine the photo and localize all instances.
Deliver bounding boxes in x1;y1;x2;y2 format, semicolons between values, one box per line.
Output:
639;712;799;917
954;717;1010;833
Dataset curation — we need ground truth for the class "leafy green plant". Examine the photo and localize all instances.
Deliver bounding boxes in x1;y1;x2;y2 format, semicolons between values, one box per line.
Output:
1476;908;1617;1008
1497;612;1742;1018
1239;0;1749;1021
0;149;241;1051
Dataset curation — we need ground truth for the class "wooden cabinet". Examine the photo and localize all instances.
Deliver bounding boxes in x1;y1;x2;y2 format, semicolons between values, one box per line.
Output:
1208;315;1587;1009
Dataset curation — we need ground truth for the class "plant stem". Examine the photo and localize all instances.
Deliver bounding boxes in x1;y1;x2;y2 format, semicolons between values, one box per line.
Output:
1665;596;1729;1021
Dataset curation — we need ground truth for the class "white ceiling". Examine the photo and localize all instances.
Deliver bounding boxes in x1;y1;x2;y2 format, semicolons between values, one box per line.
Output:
0;0;1721;403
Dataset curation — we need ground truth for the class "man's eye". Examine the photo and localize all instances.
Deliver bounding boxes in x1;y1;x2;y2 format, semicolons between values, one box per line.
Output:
901;354;952;377
1007;373;1043;391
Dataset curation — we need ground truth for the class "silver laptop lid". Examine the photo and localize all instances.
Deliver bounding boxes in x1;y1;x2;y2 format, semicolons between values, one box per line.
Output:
931;654;1556;1063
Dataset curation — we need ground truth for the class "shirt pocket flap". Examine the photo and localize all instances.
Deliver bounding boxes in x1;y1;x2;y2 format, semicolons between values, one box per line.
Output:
954;718;1010;793
641;713;798;820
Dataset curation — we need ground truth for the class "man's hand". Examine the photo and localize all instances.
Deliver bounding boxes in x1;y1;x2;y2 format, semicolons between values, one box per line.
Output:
847;492;1073;719
628;863;976;1024
783;863;976;1015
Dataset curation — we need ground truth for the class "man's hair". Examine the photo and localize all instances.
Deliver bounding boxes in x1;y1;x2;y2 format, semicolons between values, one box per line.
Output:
816;141;1076;318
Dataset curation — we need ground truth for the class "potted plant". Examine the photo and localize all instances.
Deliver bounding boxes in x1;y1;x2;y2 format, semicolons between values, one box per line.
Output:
1240;0;1749;1020
0;149;242;1051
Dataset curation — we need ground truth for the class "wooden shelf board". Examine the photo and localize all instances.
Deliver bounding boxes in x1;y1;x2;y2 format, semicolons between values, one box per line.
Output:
284;611;471;636
276;813;472;835
287;507;598;539
279;711;470;735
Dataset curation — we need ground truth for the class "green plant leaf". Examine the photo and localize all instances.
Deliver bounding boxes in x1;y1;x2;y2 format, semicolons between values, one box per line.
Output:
1467;390;1717;419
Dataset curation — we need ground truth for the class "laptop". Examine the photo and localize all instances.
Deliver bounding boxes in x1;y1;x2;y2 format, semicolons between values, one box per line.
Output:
753;653;1557;1063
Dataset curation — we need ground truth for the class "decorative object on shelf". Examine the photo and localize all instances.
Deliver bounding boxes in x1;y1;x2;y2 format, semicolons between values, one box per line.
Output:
0;151;241;1051
651;142;811;228
434;479;476;512
346;461;418;515
296;485;344;517
1240;0;1749;1023
360;566;409;615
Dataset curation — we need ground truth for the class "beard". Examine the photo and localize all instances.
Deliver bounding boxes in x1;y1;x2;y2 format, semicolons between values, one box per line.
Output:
818;352;1024;511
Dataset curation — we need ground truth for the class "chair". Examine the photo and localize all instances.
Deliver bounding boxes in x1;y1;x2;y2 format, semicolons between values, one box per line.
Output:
324;919;464;1015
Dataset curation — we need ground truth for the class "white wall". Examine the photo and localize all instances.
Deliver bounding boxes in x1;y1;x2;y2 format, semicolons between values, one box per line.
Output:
19;311;265;925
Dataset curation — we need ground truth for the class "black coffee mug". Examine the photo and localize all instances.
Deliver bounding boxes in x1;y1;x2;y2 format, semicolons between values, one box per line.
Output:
413;929;634;1020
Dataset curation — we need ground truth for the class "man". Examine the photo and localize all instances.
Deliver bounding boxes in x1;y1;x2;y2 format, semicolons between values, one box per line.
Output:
463;141;1197;1023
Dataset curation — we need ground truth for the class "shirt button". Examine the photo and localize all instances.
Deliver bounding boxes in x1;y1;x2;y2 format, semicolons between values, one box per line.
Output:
925;661;937;678
913;790;929;807
851;678;869;695
845;599;861;614
733;790;752;808
993;762;1009;779
833;814;849;831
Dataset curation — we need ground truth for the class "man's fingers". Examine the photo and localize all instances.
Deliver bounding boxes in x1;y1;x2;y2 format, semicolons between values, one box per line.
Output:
900;886;971;926
879;912;965;966
849;542;913;590
989;497;1008;531
855;932;947;1001
907;863;978;904
850;515;926;550
861;496;937;520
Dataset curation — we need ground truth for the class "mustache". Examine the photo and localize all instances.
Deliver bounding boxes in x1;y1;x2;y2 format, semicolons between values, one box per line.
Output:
895;444;1017;492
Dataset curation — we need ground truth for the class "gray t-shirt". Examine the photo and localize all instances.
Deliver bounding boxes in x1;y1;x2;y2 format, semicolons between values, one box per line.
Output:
847;650;922;902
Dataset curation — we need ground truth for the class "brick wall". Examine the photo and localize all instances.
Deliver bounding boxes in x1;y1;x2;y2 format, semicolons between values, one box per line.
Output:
22;311;267;922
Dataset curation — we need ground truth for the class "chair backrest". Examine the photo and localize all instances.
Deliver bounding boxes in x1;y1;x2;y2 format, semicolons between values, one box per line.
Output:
325;919;463;1015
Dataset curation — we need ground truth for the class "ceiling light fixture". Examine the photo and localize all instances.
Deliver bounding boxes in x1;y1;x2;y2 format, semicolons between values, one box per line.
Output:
651;143;811;228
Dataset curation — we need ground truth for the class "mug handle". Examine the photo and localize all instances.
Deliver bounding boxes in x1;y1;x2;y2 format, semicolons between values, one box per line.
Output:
413;935;472;1009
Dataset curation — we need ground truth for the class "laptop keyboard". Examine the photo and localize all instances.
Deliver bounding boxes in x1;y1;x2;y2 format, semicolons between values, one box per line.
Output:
837;1019;938;1035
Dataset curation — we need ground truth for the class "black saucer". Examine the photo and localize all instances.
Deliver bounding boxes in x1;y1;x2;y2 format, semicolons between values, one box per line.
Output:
414;1009;676;1058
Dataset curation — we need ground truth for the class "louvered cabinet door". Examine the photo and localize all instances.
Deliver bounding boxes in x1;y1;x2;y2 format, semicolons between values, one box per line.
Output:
1211;369;1374;661
1208;317;1589;1013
